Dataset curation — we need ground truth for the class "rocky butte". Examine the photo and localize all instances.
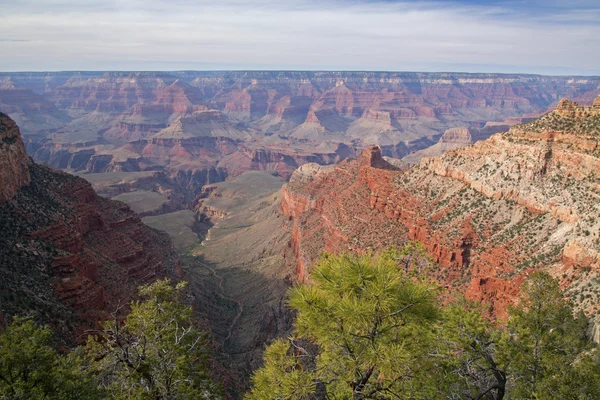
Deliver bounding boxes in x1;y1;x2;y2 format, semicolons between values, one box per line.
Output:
282;95;600;336
0;112;180;340
1;71;599;206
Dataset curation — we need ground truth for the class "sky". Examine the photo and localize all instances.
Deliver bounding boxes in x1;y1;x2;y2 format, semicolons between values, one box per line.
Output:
0;0;599;75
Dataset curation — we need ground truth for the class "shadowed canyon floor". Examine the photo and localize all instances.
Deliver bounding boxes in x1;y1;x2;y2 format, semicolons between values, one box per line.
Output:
135;171;295;394
193;173;295;385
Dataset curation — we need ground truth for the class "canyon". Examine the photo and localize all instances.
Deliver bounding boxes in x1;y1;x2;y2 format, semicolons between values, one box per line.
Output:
282;95;600;333
0;112;180;341
2;71;600;206
3;71;600;395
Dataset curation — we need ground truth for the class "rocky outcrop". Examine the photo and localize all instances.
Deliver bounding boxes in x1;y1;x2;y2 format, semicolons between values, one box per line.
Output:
555;98;581;118
0;115;180;342
439;127;474;144
364;109;393;125
0;113;30;202
402;127;475;165
282;99;600;321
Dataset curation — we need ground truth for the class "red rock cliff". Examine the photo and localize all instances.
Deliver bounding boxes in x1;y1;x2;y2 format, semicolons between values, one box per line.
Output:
282;101;600;321
0;113;30;202
0;114;180;341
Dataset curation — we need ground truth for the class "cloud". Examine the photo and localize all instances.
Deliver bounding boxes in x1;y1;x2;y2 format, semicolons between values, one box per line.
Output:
0;0;599;74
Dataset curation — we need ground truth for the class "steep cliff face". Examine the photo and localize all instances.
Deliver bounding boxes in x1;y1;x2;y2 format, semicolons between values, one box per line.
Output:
0;113;30;202
0;114;180;340
51;72;177;111
282;96;600;321
3;70;598;201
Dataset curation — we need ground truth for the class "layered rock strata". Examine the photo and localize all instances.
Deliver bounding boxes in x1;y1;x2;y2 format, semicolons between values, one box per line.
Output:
2;71;598;207
282;96;600;323
0;113;30;202
0;113;180;341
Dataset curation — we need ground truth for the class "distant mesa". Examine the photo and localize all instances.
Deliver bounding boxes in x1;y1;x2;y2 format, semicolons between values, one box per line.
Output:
2;71;600;203
438;127;474;145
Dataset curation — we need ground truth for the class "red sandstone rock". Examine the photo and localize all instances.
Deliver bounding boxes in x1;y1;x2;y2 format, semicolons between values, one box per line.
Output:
282;100;600;320
1;114;180;340
0;113;30;202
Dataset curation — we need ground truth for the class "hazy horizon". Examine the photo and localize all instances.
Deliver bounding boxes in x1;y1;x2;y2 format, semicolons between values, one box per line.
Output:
1;69;600;77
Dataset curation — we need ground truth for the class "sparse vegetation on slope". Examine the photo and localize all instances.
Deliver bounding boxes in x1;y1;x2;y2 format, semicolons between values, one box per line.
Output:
515;107;600;136
0;164;78;332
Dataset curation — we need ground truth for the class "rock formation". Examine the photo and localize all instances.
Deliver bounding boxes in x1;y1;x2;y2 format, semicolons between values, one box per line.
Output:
2;71;598;204
0;113;30;202
282;99;600;323
402;127;476;164
0;114;180;342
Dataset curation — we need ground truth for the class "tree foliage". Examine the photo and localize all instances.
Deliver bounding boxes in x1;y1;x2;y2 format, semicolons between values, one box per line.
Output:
438;301;508;400
1;280;221;399
87;279;222;399
503;271;599;399
247;248;441;399
247;247;600;400
0;316;102;399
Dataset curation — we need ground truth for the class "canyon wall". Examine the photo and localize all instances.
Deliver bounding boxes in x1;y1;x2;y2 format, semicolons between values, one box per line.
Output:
2;71;599;211
0;114;180;340
0;113;30;202
282;96;600;322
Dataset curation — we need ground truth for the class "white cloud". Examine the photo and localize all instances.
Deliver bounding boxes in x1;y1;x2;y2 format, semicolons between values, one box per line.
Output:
0;0;599;74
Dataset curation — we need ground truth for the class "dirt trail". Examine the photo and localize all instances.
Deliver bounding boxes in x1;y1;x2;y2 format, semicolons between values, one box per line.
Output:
197;259;244;350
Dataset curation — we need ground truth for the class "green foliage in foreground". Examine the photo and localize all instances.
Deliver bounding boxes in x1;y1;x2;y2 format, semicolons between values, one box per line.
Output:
0;317;103;399
0;280;222;400
87;279;222;399
247;246;600;400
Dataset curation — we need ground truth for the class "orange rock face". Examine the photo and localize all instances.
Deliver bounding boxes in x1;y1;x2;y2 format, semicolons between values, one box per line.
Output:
282;100;600;320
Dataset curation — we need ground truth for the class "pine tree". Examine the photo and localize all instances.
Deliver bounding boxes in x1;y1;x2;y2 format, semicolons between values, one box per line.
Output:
247;249;441;399
248;251;600;400
438;272;600;400
0;316;102;399
504;271;599;399
437;301;508;400
87;279;222;399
